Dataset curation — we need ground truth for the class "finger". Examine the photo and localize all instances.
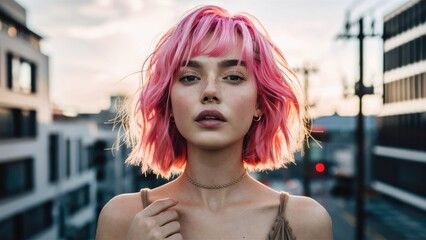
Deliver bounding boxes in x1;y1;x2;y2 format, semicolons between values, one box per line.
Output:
143;198;178;216
166;233;183;240
155;210;179;226
161;221;181;238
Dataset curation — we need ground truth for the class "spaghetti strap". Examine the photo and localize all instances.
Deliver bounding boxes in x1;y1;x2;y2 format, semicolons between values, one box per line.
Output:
278;192;289;215
269;192;296;240
140;188;150;208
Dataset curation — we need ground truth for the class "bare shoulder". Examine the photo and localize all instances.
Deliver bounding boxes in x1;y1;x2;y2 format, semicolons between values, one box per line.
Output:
286;195;332;240
96;192;143;240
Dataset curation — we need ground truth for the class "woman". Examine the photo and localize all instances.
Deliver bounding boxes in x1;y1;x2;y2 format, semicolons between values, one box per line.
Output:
96;5;332;240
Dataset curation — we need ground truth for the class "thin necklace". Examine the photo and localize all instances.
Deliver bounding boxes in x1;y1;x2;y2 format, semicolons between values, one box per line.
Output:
184;169;247;190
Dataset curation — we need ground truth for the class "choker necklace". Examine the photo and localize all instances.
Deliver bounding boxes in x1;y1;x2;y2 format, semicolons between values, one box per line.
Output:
184;170;247;190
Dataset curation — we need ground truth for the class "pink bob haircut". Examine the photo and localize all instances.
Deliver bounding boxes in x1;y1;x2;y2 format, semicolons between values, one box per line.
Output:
123;5;307;178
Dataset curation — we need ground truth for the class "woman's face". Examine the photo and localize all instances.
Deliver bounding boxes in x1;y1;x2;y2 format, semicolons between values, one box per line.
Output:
170;40;260;150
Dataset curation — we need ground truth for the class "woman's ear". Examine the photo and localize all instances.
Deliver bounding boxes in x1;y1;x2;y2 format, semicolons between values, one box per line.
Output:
254;102;262;118
254;109;261;118
253;108;262;122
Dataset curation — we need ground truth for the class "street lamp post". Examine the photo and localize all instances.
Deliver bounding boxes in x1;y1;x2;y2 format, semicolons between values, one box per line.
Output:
337;16;377;240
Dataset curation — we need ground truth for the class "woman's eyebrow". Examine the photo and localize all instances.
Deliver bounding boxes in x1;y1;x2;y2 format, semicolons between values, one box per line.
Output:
218;59;246;68
180;59;246;68
181;60;202;68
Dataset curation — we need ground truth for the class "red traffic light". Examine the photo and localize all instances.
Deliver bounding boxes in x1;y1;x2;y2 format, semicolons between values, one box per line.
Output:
315;163;325;173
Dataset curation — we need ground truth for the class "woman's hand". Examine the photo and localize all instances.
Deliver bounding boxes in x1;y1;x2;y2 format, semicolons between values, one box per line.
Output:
127;198;182;240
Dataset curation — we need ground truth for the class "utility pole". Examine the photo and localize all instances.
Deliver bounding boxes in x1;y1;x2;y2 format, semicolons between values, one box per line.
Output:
337;16;377;240
294;65;317;197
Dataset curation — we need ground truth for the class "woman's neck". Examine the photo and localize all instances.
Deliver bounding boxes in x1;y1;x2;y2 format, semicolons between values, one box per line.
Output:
185;141;246;183
178;141;248;207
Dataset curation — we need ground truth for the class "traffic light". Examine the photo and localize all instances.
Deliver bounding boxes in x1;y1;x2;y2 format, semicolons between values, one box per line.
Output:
311;161;329;179
315;162;325;173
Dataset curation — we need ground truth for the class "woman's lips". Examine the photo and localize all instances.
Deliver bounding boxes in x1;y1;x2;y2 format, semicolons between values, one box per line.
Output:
195;110;226;127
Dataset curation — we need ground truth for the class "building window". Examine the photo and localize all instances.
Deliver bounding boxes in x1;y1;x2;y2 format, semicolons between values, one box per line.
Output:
378;113;426;150
384;72;426;104
0;158;33;200
0;214;17;240
0;107;36;139
66;139;71;178
422;73;426;98
77;138;85;173
0;201;53;239
89;140;107;179
384;1;426;40
21;201;53;239
62;184;90;216
6;53;37;94
373;155;426;197
20;109;37;137
384;36;426;71
49;134;59;183
71;221;94;240
0;107;14;139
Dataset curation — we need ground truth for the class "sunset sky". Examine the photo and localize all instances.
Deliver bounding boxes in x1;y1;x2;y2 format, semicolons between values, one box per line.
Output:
16;0;406;117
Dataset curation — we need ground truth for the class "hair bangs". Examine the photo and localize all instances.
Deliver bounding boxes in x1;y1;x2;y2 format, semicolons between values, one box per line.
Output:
180;16;256;70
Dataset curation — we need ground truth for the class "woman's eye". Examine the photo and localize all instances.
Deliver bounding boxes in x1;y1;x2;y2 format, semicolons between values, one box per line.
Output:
224;75;245;81
179;75;200;82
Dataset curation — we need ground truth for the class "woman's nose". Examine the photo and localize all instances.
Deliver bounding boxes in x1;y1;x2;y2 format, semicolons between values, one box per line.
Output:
201;77;221;104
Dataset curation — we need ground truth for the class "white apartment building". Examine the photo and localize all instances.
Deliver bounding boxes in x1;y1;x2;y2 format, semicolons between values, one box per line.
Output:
0;1;98;239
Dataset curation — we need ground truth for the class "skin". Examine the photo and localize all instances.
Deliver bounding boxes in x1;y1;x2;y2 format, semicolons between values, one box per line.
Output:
96;40;332;240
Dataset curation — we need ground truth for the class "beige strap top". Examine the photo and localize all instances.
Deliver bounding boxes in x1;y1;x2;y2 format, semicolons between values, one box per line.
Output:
140;188;296;240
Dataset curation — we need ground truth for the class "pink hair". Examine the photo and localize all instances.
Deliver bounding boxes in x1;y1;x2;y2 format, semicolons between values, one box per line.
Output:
124;5;306;178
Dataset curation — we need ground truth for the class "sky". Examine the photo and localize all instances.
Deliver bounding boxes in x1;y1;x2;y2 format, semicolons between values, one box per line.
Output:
16;0;407;117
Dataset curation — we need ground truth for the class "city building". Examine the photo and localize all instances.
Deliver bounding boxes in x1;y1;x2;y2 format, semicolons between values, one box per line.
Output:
374;0;426;211
0;1;62;239
0;1;122;239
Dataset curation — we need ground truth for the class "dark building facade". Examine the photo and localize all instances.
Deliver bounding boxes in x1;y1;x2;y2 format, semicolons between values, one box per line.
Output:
373;0;426;211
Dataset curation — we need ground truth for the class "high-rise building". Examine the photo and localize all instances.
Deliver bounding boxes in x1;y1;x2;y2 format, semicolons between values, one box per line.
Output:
373;0;426;211
0;1;100;239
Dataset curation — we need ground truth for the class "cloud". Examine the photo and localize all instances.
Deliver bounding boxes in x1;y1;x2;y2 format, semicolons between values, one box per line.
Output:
17;0;386;116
